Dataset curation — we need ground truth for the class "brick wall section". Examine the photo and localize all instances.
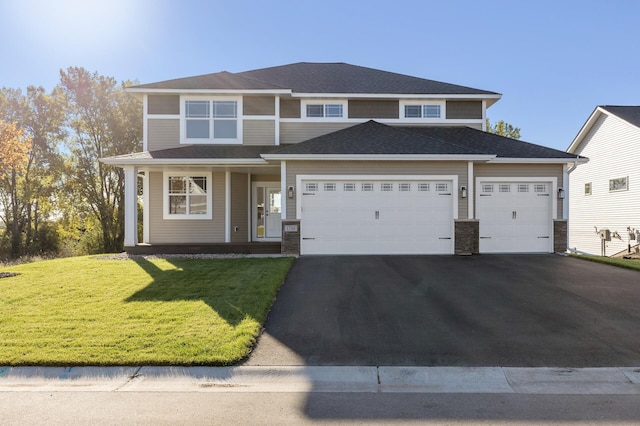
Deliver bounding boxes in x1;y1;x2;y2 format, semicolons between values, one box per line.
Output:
554;220;568;254
281;220;301;255
455;220;479;255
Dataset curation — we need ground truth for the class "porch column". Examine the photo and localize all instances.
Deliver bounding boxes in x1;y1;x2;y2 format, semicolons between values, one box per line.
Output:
123;165;138;248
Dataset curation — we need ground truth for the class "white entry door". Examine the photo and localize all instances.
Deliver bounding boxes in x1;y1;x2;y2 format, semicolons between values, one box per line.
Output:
476;180;554;253
253;183;282;241
299;178;455;255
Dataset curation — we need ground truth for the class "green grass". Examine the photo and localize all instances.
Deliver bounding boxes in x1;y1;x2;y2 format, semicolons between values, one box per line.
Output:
0;255;294;366
569;254;640;272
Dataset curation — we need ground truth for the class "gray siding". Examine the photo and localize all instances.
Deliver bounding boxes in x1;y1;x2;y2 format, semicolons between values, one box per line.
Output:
349;100;399;119
230;173;249;243
252;174;280;182
280;99;301;118
285;161;468;220
148;95;180;115
446;101;482;119
148;119;180;150
244;96;275;116
148;171;225;243
474;163;564;218
280;122;355;144
243;120;276;145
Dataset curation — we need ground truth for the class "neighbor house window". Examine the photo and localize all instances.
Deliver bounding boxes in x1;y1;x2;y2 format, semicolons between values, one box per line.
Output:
609;177;628;192
584;182;592;195
305;103;344;118
403;103;442;119
183;98;240;143
163;172;212;219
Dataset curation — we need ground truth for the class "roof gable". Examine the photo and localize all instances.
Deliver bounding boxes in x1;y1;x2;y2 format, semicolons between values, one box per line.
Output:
568;105;640;154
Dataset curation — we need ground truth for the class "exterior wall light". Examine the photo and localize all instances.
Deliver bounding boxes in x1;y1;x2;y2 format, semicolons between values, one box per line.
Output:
287;185;295;199
460;186;467;198
558;188;565;199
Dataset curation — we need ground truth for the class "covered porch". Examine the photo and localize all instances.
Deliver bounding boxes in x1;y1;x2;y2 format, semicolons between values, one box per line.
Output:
102;145;284;254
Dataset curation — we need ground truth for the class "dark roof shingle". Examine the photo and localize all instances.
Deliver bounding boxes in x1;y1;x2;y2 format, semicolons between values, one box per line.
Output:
271;121;577;159
601;106;640;129
132;62;498;96
238;62;498;95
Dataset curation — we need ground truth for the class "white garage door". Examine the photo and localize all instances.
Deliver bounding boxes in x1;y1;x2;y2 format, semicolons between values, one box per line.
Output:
476;181;553;253
300;178;454;255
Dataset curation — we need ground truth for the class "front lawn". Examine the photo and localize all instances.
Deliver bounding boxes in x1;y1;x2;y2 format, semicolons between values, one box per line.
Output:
0;255;294;366
570;254;640;272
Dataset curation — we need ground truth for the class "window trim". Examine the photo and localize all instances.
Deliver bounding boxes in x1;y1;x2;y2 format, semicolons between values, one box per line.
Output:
300;100;348;121
399;100;446;121
609;176;628;192
180;96;242;145
163;171;213;220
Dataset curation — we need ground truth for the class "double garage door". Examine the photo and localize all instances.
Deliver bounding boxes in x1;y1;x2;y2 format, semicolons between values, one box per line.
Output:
298;176;555;255
300;177;455;255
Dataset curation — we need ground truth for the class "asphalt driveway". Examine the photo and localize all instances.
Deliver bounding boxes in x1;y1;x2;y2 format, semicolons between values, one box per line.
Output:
245;255;640;367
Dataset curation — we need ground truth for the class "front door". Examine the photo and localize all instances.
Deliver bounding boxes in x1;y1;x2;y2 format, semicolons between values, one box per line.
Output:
253;183;282;241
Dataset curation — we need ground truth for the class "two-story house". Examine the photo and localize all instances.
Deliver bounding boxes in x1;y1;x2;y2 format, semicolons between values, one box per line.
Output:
102;62;583;255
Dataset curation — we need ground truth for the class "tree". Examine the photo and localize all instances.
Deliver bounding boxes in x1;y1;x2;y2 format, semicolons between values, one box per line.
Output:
0;87;66;258
486;118;521;139
59;67;142;253
0;120;32;257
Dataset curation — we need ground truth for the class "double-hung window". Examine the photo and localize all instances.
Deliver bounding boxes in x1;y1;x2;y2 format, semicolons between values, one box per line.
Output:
164;172;212;219
184;98;240;143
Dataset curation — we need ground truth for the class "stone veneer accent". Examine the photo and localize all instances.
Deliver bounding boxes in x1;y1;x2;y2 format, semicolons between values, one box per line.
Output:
454;220;479;255
554;220;568;254
281;220;301;255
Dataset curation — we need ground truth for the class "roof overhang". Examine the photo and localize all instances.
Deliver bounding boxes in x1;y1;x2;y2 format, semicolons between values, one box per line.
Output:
100;157;269;167
567;106;607;154
488;157;588;164
261;154;496;161
125;87;293;100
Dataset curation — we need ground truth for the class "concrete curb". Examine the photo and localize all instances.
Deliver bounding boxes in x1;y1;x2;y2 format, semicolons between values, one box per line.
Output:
1;366;640;394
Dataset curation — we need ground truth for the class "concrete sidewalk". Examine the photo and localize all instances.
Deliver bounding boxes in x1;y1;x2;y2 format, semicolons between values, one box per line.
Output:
2;366;640;394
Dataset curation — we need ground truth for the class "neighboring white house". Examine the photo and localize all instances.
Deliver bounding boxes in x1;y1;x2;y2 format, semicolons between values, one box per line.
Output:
567;106;640;256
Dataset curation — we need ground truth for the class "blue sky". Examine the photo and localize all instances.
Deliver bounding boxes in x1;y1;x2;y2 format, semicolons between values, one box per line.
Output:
1;0;638;151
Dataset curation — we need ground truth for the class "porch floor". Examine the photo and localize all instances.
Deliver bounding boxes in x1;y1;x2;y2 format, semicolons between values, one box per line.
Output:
125;242;282;255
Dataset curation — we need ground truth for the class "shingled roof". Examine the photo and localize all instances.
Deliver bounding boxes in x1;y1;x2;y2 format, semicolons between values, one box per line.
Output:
131;62;498;96
600;106;640;129
270;121;578;159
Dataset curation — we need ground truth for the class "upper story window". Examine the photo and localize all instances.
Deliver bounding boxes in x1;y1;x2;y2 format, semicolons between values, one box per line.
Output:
182;97;241;144
301;100;347;119
401;101;444;120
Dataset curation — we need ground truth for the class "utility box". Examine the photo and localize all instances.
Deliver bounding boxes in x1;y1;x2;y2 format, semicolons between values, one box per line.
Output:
599;229;611;241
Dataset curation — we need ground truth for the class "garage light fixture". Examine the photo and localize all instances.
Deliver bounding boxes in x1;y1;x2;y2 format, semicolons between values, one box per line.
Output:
459;186;467;198
558;188;565;199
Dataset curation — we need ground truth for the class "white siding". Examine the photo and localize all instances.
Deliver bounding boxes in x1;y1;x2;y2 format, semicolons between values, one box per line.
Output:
569;113;640;255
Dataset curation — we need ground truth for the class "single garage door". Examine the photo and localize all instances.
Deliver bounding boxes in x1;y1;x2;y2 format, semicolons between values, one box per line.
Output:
476;180;553;253
300;178;454;255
